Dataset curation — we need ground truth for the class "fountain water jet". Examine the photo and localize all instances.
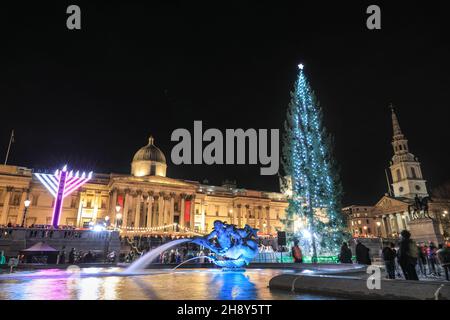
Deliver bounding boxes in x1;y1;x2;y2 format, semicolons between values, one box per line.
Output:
172;256;213;271
124;221;259;273
125;238;191;273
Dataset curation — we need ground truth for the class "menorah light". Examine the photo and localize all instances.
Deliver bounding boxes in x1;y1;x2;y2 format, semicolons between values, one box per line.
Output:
34;165;92;228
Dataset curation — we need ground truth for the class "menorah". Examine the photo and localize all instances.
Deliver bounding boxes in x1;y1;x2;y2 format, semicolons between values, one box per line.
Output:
34;165;92;228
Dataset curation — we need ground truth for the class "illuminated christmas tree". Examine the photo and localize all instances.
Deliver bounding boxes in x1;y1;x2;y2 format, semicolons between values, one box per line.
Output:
281;64;348;262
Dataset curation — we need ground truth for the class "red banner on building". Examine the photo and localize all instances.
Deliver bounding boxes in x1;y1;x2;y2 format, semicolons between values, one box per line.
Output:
117;195;124;207
184;200;191;223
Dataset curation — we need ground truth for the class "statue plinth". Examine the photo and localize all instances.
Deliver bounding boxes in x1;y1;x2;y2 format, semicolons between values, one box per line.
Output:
408;218;444;244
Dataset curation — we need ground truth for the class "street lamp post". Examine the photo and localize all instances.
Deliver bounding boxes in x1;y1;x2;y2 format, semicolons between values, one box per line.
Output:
21;199;31;228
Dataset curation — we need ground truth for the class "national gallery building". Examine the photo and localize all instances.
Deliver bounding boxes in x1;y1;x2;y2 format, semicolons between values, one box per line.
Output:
0;136;288;235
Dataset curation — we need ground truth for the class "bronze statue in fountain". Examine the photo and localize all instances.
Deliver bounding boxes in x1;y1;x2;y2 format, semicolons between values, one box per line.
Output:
192;220;259;269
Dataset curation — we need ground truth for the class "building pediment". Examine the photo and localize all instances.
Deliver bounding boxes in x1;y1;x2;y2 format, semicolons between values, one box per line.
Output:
375;195;409;208
372;195;410;215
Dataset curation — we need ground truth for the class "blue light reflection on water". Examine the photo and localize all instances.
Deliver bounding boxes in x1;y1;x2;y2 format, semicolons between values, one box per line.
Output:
0;268;336;300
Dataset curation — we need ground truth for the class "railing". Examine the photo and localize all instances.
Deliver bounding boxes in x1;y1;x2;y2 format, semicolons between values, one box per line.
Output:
252;252;340;264
252;252;293;263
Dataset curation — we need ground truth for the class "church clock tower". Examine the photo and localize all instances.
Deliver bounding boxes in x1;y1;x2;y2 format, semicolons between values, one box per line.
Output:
389;105;428;199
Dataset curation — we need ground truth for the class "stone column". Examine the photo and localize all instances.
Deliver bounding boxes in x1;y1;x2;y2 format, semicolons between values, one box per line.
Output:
76;190;85;227
152;195;159;227
180;194;186;227
227;206;233;224
142;195;147;227
237;204;242;227
146;193;153;228
380;216;386;237
122;190;130;227
397;213;406;231
109;188;118;225
134;192;142;228
402;212;409;230
202;201;208;231
16;189;29;227
201;199;206;231
169;193;175;227
392;214;400;234
258;206;263;230
243;205;249;227
0;186;13;226
190;195;196;229
382;215;390;236
158;192;165;226
92;191;101;223
162;195;169;225
266;206;271;233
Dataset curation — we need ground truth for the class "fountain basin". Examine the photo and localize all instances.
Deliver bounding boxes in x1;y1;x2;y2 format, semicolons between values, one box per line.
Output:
0;267;339;300
269;273;450;300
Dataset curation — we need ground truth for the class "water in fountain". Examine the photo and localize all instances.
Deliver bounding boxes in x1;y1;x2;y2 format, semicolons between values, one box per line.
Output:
125;238;192;273
172;256;213;271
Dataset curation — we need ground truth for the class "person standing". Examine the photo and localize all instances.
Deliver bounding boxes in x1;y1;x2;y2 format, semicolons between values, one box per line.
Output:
291;239;303;263
68;248;76;264
59;246;66;264
437;242;450;281
427;242;440;276
417;243;427;276
382;242;397;279
338;242;353;264
355;240;371;265
0;251;6;265
397;230;419;280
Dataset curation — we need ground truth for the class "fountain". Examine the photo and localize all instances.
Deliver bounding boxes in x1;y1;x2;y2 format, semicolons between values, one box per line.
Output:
125;238;191;273
0;220;367;300
125;221;259;273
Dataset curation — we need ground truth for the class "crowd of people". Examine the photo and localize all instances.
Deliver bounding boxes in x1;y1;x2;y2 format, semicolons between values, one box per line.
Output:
1;222;77;230
380;230;450;281
336;230;450;281
121;235;285;264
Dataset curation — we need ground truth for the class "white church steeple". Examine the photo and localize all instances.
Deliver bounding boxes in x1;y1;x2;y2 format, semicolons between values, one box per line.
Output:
389;104;428;199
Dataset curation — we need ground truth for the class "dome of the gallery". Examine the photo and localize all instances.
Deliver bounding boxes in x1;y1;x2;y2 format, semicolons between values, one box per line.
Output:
131;136;167;177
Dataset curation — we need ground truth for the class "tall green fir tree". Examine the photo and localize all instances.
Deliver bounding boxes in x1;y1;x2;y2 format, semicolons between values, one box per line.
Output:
281;64;349;261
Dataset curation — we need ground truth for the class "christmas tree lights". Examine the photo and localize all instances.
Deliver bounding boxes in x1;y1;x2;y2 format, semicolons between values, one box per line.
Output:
282;65;348;261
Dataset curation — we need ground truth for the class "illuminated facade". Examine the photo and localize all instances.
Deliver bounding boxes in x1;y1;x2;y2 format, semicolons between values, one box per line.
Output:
343;108;450;240
0;136;287;235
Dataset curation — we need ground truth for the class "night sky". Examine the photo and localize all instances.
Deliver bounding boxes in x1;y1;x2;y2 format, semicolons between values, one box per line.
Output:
1;1;450;206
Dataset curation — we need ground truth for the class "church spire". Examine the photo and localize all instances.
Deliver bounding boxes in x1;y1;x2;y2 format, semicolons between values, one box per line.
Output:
390;103;403;140
388;104;428;199
390;104;409;155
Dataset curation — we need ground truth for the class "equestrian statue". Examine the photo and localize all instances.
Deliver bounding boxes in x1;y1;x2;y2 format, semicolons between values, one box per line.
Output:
408;194;432;220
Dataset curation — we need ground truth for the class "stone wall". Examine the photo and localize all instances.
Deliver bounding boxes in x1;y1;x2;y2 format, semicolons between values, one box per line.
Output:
0;228;121;258
408;218;444;244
